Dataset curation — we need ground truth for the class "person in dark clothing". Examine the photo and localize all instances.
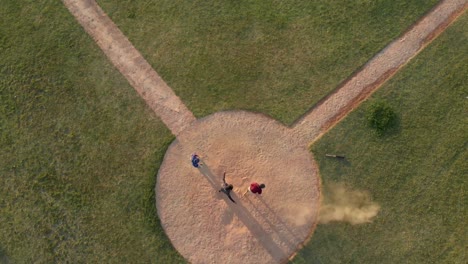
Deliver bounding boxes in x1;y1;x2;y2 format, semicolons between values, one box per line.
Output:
190;153;203;168
219;172;236;204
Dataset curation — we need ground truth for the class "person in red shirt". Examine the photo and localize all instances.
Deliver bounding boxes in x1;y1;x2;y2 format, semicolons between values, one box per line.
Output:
242;182;266;196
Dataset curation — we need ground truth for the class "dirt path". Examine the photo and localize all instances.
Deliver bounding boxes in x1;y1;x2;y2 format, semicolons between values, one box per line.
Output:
62;0;466;263
62;0;196;136
157;111;320;264
292;0;467;145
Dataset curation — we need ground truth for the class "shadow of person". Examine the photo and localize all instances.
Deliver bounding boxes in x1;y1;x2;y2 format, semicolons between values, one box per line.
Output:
198;163;236;203
258;196;302;237
195;162;287;260
197;163;221;191
227;192;287;261
199;163;287;259
246;195;301;251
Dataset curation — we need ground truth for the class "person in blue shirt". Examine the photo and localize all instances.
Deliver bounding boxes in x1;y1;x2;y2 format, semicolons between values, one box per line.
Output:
191;153;203;168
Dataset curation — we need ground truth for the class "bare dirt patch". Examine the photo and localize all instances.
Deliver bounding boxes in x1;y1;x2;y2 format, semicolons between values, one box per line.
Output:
157;111;320;264
63;0;466;263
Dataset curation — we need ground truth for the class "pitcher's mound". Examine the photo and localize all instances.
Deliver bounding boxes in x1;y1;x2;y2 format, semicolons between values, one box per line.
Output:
156;111;320;264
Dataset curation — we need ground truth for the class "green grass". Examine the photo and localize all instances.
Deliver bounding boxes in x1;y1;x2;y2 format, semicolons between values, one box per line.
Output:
1;0;463;263
292;14;467;264
96;0;438;124
0;1;183;262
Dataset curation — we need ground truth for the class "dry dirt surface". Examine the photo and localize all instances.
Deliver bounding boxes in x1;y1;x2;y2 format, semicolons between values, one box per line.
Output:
157;111;320;264
62;0;467;263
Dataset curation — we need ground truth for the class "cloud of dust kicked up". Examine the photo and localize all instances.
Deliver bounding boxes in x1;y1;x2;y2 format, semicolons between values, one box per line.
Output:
319;182;380;225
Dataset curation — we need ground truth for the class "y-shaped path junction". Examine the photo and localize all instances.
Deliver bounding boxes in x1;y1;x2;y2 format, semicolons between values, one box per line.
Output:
63;0;466;263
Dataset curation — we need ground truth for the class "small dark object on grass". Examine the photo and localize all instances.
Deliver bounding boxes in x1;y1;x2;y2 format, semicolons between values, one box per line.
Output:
326;154;346;159
366;100;398;136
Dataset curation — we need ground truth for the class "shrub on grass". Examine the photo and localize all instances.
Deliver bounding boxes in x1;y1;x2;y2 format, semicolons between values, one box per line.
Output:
366;100;398;136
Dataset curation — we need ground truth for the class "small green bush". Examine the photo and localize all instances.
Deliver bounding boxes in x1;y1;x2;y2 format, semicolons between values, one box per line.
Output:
366;100;397;136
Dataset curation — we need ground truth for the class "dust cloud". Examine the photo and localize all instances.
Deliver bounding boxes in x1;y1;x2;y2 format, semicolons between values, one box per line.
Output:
319;182;380;225
283;205;314;227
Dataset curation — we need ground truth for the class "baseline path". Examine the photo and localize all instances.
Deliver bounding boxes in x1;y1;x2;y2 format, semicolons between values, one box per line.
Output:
62;1;466;263
292;0;467;145
62;0;196;136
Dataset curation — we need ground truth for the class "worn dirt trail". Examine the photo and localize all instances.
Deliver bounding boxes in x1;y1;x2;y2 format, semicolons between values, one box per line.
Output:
62;0;196;136
157;111;320;264
292;0;467;145
62;0;466;263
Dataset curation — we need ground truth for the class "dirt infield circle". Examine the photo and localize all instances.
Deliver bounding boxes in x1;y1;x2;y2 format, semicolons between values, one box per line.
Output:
156;111;320;263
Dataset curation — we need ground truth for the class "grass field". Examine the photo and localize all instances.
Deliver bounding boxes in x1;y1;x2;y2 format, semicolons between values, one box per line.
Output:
1;0;463;263
0;1;181;262
97;0;438;124
293;14;467;264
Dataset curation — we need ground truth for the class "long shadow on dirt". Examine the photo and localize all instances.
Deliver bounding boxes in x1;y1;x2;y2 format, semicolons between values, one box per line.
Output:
198;163;288;260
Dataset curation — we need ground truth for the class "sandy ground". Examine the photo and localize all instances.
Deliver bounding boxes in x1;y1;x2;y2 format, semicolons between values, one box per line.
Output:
62;0;466;263
157;111;320;263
